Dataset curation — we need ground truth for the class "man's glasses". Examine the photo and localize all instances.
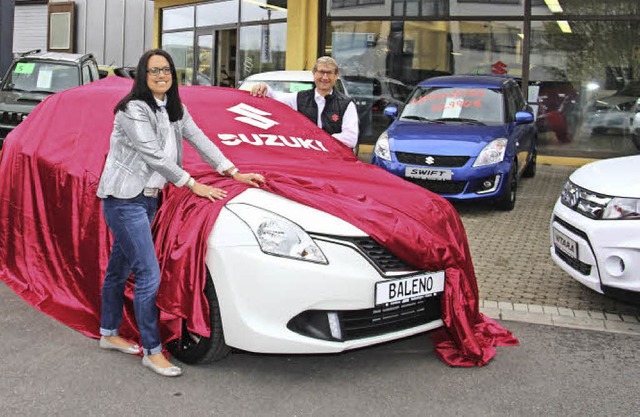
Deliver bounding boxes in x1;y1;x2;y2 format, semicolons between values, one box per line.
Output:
147;67;172;76
315;70;336;77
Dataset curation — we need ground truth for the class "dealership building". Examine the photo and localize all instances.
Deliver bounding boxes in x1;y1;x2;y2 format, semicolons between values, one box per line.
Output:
9;0;640;158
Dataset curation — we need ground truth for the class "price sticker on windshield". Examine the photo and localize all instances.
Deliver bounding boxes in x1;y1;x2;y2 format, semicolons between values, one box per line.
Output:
14;62;35;74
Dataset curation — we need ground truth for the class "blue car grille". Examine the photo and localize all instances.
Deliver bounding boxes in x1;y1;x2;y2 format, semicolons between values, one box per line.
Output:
406;178;466;194
396;152;469;168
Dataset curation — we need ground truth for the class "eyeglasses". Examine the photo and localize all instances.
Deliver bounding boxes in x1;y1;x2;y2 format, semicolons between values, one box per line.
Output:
147;67;172;76
315;70;336;77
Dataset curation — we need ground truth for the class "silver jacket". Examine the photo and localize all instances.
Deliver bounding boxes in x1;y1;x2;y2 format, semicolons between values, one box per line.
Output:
97;100;233;199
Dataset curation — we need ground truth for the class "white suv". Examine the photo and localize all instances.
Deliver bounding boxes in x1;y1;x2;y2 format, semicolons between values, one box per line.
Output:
0;50;100;146
550;156;640;302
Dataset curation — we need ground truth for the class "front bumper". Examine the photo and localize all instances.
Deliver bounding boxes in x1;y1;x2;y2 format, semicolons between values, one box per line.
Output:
550;199;640;299
205;207;443;354
371;155;511;202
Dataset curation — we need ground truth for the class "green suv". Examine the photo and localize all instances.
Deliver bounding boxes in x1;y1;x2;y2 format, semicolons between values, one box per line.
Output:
0;50;100;148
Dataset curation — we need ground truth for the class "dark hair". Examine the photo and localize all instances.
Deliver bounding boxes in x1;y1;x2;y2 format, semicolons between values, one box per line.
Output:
114;49;184;122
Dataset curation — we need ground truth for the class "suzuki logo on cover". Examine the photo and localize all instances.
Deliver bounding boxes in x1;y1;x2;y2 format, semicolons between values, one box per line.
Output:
424;156;435;165
227;103;279;130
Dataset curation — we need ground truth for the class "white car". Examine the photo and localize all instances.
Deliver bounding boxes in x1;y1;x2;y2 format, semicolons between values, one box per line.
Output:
237;70;348;95
0;76;485;366
550;156;640;301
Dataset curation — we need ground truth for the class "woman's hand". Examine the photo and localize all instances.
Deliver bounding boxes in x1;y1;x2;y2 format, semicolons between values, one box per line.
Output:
233;172;265;188
191;182;227;202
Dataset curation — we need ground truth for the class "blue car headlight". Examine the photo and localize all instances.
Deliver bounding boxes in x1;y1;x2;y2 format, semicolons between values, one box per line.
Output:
373;131;392;161
473;138;507;167
226;203;328;264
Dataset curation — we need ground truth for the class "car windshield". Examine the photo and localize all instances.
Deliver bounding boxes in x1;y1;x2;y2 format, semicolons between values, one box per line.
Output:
242;80;314;94
1;61;79;94
400;86;505;124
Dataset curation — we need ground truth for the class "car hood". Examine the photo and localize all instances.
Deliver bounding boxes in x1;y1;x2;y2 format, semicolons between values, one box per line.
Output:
570;155;640;198
0;90;49;112
227;188;366;236
386;121;509;155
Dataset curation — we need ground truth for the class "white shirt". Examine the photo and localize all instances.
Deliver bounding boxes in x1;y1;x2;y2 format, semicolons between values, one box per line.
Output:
145;97;181;189
267;87;359;148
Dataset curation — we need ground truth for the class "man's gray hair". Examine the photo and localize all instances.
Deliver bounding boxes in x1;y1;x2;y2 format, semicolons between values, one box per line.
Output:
313;56;339;74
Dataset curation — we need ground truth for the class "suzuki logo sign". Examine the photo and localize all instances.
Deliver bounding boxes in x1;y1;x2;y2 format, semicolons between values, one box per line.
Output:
424;156;435;165
227;103;279;130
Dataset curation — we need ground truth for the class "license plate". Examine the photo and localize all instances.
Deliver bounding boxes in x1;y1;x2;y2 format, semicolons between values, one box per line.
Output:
553;228;578;259
375;271;445;305
405;167;453;181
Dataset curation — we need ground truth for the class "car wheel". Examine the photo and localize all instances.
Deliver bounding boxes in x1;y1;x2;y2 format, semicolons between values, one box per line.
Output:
166;270;231;364
496;163;517;211
522;144;537;178
632;134;640;152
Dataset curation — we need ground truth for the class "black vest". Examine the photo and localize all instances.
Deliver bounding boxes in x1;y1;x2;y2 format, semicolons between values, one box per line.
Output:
296;88;353;135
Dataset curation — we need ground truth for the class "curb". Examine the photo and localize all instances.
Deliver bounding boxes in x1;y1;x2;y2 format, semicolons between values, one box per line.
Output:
480;299;640;336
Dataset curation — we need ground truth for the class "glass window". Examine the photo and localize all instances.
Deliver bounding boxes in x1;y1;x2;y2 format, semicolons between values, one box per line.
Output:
241;0;287;22
238;22;287;80
328;0;391;17
82;64;92;84
532;0;638;16
328;20;523;142
450;0;524;16
162;31;195;85
162;6;194;31
196;1;239;27
528;19;640;157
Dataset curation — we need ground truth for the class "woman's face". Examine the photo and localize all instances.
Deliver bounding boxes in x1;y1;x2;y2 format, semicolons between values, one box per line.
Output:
146;54;172;100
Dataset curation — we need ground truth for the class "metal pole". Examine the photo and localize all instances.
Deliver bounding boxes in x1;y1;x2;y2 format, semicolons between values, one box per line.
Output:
0;0;16;77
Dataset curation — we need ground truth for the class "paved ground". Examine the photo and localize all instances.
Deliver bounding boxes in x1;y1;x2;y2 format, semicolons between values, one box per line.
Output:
357;149;640;331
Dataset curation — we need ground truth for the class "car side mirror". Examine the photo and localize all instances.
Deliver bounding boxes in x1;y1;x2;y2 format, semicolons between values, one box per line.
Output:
384;105;398;119
515;111;534;124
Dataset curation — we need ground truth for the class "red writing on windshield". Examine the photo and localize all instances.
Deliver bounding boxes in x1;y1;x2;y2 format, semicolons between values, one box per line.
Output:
431;99;483;112
410;89;486;105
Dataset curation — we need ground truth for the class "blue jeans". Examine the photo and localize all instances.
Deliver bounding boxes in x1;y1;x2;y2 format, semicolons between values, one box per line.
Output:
100;194;162;355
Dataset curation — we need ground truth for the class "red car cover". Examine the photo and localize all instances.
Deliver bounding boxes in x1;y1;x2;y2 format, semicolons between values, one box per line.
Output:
0;77;517;366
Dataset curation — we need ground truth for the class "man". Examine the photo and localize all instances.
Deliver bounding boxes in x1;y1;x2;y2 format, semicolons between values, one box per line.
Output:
250;56;359;149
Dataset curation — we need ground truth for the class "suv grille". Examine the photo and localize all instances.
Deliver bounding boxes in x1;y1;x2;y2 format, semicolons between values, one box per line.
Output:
0;111;27;127
554;247;591;275
396;152;469;168
340;295;442;340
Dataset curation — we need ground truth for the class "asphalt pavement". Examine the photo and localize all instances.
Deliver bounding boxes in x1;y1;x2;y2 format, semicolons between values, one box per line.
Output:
3;155;640;415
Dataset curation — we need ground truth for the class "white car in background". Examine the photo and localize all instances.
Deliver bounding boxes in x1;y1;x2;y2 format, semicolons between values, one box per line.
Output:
550;156;640;302
237;70;348;95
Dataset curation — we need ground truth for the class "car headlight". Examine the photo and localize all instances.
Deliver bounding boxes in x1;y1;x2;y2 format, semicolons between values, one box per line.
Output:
472;138;507;167
226;203;328;264
373;131;392;161
560;181;639;220
602;198;640;220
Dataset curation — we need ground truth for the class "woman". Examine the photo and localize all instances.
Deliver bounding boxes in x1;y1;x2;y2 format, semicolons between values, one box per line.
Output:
96;49;265;377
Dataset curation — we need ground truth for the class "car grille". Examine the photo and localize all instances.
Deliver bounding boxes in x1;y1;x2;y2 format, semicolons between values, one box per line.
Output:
396;152;469;168
552;216;592;275
336;236;415;273
340;295;442;340
554;247;591;275
0;111;27;128
406;177;467;194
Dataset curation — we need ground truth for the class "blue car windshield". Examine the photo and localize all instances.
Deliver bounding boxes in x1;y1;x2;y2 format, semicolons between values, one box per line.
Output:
401;86;505;124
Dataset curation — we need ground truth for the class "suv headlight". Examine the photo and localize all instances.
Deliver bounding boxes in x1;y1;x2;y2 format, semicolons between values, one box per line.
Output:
473;138;507;167
226;203;328;264
560;181;639;220
602;198;640;220
373;131;392;161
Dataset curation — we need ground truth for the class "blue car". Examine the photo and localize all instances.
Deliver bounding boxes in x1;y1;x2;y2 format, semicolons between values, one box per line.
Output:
371;75;537;210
